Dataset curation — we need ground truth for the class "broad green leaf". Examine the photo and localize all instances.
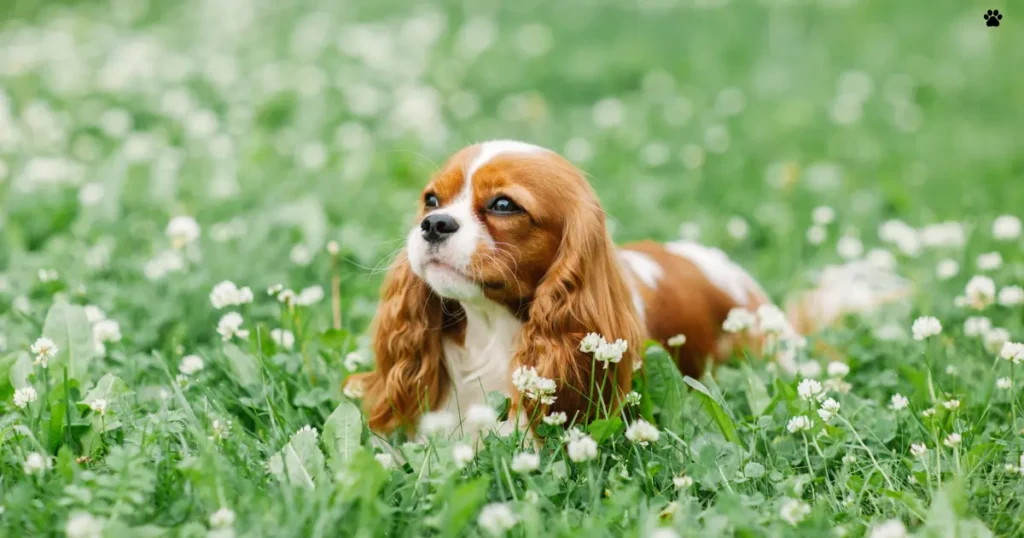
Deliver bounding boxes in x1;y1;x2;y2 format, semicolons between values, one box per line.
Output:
322;400;363;473
740;363;771;417
643;343;688;432
42;301;95;383
743;461;765;478
588;417;624;443
486;391;510;421
441;477;490;538
81;373;129;409
222;344;261;390
683;376;740;445
920;479;993;538
8;352;33;390
319;329;351;350
268;428;325;488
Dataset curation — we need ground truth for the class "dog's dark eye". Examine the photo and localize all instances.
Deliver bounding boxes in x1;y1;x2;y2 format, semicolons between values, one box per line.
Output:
425;193;440;208
487;196;522;214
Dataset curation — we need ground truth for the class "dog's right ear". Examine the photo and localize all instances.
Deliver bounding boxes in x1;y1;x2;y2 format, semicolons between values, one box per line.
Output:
347;251;451;434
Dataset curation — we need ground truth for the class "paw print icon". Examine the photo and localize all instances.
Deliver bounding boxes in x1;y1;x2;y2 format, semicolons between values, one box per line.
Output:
985;9;1003;27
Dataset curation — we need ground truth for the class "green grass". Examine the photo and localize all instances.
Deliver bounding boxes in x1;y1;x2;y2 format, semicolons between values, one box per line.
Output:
2;0;1023;536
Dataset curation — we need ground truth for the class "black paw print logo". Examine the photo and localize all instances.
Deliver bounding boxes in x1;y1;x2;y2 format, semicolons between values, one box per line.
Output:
984;9;1003;27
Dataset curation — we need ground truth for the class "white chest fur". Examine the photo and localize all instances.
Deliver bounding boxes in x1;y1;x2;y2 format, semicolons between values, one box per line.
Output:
441;301;522;432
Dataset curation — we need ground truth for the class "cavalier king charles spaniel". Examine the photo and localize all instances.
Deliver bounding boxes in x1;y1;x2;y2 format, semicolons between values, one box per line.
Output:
349;140;905;437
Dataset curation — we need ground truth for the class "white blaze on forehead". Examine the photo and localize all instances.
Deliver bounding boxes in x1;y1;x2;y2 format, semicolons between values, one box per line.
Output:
665;241;768;305
464;140;549;186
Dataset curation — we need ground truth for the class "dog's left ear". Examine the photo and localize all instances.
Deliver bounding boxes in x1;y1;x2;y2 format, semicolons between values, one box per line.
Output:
511;189;644;426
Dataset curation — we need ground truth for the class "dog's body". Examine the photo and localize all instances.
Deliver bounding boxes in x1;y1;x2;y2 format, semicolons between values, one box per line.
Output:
351;140;902;436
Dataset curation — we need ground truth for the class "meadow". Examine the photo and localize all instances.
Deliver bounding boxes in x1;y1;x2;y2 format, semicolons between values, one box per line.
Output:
1;0;1024;536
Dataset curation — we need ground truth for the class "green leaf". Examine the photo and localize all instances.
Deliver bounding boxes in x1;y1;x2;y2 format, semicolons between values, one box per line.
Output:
441;477;490;538
740;363;771;417
41;301;95;383
322;400;364;474
319;329;351;350
222;344;261;390
683;376;740;445
743;461;765;479
80;373;129;410
588;418;624;443
643;343;688;432
268;427;325;488
486;391;510;421
920;479;993;538
7;352;33;390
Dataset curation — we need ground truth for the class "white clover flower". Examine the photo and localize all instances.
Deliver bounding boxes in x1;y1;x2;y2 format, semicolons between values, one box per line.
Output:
209;507;236;529
511;366;557;404
910;443;927;457
797;361;822;379
806;225;827;245
343;379;365;400
1000;342;1024;364
827;362;850;378
210;418;232;441
420;411;457;436
267;284;284;296
14;386;37;408
216;312;249;341
477;503;517;536
962;276;996;310
296;425;319;440
84;305;106;323
756;304;789;334
943;433;962;447
179;354;204;375
510;452;540;474
579;332;606;353
65;511;104;538
936;259;959;281
289;244;313;266
452;443;475;469
787;415;812;433
817;398;841;422
779;498;811;526
344;352;369;371
812;206;835;225
92;319;122;344
723;308;756;333
38;269;59;283
649;529;681;538
566;432;599;462
672;475;694;489
976;252;1003;271
624;419;660;446
270;329;295;350
824;378;852;394
624;391;642;407
88;398;108;415
921;408;936;418
466;404;499;431
594;338;628;367
797;379;824;401
963;317;992;337
326;241;340;255
31;337;58;368
666;334;687;347
166;216;200;248
209;281;254;309
837;236;863;260
543;411;567;426
24;452;51;475
911;316;942;341
945;365;959;376
375;453;395;470
984;328;1011;354
998;286;1024;307
890;394;909;411
996;377;1012;390
943;399;960;411
992;215;1021;240
727;217;749;241
633;357;644;372
143;250;186;280
296;286;325;306
869;519;908;538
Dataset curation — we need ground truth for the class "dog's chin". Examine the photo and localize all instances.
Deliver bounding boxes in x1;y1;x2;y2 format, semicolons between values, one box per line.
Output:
422;262;483;302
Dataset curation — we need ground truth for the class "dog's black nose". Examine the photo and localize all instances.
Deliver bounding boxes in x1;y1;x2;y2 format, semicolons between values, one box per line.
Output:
421;213;459;243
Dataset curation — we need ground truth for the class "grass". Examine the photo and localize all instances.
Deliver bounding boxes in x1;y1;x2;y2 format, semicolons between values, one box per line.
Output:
1;0;1023;536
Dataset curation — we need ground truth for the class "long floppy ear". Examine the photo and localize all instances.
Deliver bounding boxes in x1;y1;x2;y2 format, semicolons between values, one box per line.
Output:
512;196;645;426
349;251;451;434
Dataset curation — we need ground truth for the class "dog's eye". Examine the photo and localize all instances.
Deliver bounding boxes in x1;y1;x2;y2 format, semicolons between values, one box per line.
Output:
487;196;523;214
424;193;440;208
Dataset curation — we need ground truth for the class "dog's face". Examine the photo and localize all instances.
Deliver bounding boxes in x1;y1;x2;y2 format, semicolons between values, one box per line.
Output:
405;141;587;310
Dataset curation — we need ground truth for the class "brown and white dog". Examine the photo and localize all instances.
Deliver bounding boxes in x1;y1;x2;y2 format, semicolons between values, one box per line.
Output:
350;140;904;436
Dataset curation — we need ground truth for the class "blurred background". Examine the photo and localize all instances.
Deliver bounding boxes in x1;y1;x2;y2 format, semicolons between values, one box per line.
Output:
1;0;1021;348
